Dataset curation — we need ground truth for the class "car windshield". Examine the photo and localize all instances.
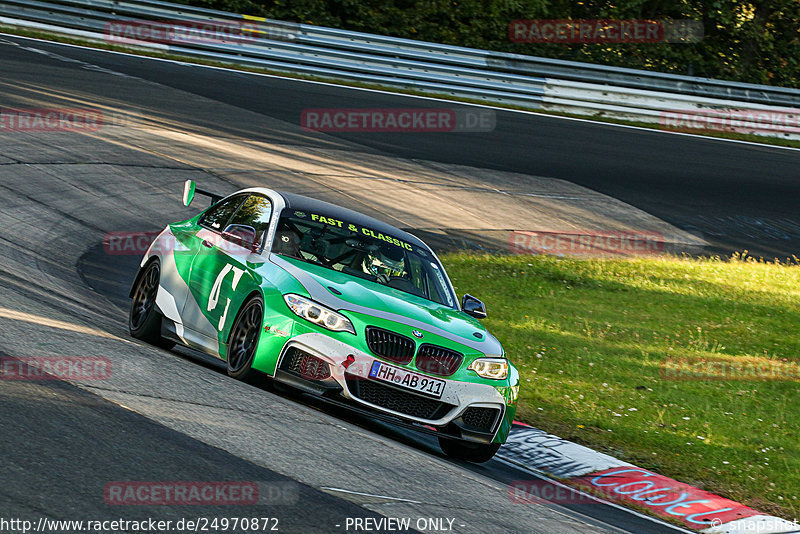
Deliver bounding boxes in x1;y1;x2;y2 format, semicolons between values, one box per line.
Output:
272;209;456;308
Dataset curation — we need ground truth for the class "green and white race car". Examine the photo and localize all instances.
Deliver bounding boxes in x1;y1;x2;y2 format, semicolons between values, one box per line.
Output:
129;181;519;462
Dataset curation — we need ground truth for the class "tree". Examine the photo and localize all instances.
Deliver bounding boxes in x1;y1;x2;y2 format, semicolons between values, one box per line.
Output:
174;0;800;87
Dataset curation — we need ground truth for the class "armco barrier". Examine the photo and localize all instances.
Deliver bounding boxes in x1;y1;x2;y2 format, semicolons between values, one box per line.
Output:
2;0;800;139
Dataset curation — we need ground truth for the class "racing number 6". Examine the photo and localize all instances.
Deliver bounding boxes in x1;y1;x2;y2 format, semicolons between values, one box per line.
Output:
208;264;245;331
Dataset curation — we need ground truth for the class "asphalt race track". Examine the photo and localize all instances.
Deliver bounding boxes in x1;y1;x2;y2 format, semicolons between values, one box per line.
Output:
1;33;796;534
4;36;798;257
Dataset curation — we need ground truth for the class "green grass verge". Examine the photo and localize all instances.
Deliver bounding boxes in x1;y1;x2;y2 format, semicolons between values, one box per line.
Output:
2;25;800;150
443;252;799;519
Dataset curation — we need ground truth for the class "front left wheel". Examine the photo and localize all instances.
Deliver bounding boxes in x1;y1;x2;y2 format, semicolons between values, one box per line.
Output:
129;260;175;349
226;297;264;382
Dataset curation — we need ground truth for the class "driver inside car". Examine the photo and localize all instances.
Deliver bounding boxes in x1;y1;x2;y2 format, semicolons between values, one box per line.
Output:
361;245;424;298
362;244;405;282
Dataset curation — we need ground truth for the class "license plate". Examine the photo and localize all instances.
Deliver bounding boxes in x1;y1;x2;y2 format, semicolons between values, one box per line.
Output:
369;361;445;399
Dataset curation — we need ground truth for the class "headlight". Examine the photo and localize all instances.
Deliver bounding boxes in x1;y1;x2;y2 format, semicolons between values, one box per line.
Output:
468;358;509;380
284;294;355;334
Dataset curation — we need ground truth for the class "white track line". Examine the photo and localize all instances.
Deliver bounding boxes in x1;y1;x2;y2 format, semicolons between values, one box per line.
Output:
320;487;422;504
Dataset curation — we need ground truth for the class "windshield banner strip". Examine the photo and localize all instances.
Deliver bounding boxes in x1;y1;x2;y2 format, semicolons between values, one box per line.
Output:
298;212;414;251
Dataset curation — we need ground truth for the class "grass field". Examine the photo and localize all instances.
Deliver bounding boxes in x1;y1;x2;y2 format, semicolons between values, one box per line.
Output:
443;253;799;519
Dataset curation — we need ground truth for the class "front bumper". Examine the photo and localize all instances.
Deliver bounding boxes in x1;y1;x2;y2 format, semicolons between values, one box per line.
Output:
273;332;509;443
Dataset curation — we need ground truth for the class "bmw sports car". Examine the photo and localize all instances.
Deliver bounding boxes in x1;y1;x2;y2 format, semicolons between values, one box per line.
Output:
129;181;519;462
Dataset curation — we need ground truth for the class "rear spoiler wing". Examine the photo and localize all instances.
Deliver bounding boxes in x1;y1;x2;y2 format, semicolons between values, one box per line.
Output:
183;180;222;207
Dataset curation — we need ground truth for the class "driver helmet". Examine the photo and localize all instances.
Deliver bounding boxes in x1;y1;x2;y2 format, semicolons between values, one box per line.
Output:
363;245;405;278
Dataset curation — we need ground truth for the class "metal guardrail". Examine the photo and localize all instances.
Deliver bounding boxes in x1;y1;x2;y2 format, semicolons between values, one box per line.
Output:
2;0;799;138
0;0;547;105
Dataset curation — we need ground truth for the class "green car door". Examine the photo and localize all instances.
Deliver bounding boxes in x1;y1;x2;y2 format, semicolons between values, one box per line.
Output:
182;193;274;355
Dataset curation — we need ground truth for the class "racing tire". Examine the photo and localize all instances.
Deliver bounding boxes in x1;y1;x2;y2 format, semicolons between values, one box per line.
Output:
226;297;263;382
129;260;175;349
438;437;501;463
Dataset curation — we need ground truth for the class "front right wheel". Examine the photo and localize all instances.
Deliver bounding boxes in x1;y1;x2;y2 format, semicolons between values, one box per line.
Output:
438;437;501;463
226;297;264;382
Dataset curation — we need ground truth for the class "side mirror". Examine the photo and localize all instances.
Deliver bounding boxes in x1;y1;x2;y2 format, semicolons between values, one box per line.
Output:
182;180;196;207
222;224;258;252
462;294;487;319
